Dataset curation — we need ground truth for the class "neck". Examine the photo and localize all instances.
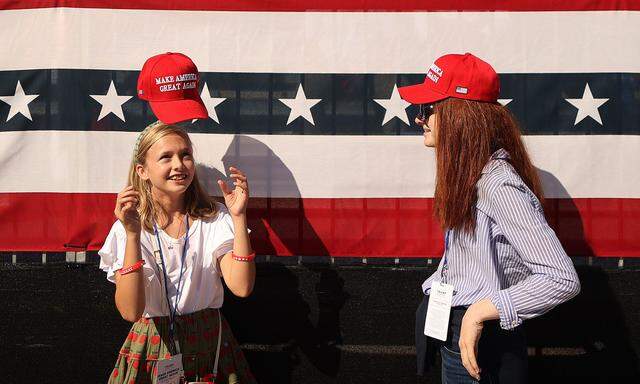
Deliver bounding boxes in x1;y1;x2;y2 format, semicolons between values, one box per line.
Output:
151;188;186;224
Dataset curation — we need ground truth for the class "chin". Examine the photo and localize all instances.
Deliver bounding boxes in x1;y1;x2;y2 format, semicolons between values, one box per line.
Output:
174;183;192;193
161;183;191;196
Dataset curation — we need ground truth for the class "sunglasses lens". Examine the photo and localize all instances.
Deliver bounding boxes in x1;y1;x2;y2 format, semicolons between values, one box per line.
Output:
418;104;433;120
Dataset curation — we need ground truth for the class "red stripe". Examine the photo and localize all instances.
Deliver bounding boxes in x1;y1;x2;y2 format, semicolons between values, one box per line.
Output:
0;0;637;12
1;193;638;257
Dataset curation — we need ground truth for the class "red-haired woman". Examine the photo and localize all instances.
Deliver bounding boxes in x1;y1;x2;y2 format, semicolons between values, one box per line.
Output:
401;53;580;383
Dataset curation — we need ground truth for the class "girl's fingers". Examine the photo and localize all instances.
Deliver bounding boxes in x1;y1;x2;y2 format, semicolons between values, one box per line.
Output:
118;190;140;199
217;180;232;195
115;191;138;220
228;167;245;176
118;197;138;206
228;169;250;192
120;186;134;194
123;200;139;210
229;174;247;182
117;195;137;206
234;181;249;191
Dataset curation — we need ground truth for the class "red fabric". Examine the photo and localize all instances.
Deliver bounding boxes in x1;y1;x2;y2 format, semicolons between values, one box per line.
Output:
1;193;638;257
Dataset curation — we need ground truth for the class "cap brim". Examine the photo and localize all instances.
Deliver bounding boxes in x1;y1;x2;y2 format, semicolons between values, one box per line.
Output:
398;82;448;104
149;98;209;124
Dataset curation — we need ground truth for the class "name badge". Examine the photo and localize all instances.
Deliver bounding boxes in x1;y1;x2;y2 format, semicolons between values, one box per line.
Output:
424;281;454;341
156;354;184;384
154;249;163;265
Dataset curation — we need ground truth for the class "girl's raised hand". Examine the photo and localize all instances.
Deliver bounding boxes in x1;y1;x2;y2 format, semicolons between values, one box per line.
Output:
114;186;141;234
218;166;249;217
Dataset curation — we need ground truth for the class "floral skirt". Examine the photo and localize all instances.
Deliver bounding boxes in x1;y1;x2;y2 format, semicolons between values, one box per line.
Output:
107;308;256;384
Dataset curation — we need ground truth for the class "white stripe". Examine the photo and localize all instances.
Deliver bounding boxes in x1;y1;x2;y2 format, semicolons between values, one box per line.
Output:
0;9;639;73
1;131;638;198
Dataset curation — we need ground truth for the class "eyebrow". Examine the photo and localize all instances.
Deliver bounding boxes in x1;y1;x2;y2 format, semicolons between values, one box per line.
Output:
157;148;192;157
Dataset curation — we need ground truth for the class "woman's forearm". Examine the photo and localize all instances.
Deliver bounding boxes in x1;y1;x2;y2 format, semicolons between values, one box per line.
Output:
114;233;146;322
467;298;500;323
222;214;256;297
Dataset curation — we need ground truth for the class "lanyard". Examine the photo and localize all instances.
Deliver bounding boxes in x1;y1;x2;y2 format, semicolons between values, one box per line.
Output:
440;229;451;282
153;214;189;355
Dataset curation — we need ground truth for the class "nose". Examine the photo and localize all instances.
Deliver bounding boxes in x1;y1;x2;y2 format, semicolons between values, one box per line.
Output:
171;155;185;170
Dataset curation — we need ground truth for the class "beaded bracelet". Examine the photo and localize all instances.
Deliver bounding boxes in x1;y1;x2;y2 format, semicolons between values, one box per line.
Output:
231;252;256;262
119;260;145;275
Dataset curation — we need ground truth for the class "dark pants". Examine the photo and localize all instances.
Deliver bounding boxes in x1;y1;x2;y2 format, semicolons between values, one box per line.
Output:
416;295;528;383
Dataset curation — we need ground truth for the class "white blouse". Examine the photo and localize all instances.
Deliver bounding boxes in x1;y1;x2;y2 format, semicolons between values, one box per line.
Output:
98;202;236;318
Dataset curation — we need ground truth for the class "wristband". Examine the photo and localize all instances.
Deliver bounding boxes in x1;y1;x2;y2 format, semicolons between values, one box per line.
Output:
119;260;145;275
231;252;256;262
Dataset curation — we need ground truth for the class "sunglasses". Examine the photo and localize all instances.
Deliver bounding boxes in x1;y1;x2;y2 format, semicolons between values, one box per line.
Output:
417;104;435;121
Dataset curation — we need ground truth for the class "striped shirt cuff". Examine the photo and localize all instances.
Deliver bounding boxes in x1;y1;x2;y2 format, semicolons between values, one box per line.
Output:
490;290;522;330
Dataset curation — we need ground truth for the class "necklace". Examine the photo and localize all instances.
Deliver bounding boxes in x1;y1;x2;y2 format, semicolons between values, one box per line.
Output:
165;213;186;249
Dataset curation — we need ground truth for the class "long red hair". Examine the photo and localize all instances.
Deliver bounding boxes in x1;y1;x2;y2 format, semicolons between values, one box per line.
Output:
433;98;543;232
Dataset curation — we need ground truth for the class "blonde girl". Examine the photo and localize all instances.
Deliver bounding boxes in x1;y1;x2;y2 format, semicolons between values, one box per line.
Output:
99;121;257;383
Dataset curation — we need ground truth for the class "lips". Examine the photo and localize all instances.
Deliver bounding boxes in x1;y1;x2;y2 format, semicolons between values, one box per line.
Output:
167;174;188;181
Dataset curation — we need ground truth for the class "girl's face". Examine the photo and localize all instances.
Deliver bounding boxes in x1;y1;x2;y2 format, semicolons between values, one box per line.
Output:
136;134;195;198
415;106;438;147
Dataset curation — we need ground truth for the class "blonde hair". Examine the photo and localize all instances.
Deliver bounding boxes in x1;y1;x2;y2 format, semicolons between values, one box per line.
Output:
128;121;218;232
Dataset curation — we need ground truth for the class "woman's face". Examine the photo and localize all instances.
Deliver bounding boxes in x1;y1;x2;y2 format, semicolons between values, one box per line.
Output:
415;106;438;147
136;134;196;198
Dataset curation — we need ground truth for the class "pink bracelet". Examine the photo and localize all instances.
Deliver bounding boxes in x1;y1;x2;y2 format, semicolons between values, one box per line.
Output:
118;260;145;275
232;252;256;262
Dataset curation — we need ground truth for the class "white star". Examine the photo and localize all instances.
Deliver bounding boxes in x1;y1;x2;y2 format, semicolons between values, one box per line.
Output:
565;83;609;125
498;99;513;106
90;81;132;122
0;81;39;122
278;84;321;125
374;84;411;125
193;82;226;124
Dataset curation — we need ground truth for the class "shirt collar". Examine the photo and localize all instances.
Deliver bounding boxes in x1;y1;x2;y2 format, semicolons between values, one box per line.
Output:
481;148;510;174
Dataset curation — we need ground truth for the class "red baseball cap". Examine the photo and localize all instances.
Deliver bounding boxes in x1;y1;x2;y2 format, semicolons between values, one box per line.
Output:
399;53;499;104
137;52;208;124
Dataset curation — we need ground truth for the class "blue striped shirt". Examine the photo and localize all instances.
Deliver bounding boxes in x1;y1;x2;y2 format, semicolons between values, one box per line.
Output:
422;149;581;330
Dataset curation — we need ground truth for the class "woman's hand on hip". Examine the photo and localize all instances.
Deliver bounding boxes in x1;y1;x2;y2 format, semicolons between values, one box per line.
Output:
459;309;483;380
459;298;500;381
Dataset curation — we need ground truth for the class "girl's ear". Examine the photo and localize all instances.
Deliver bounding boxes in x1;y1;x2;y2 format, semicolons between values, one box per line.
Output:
136;163;150;181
